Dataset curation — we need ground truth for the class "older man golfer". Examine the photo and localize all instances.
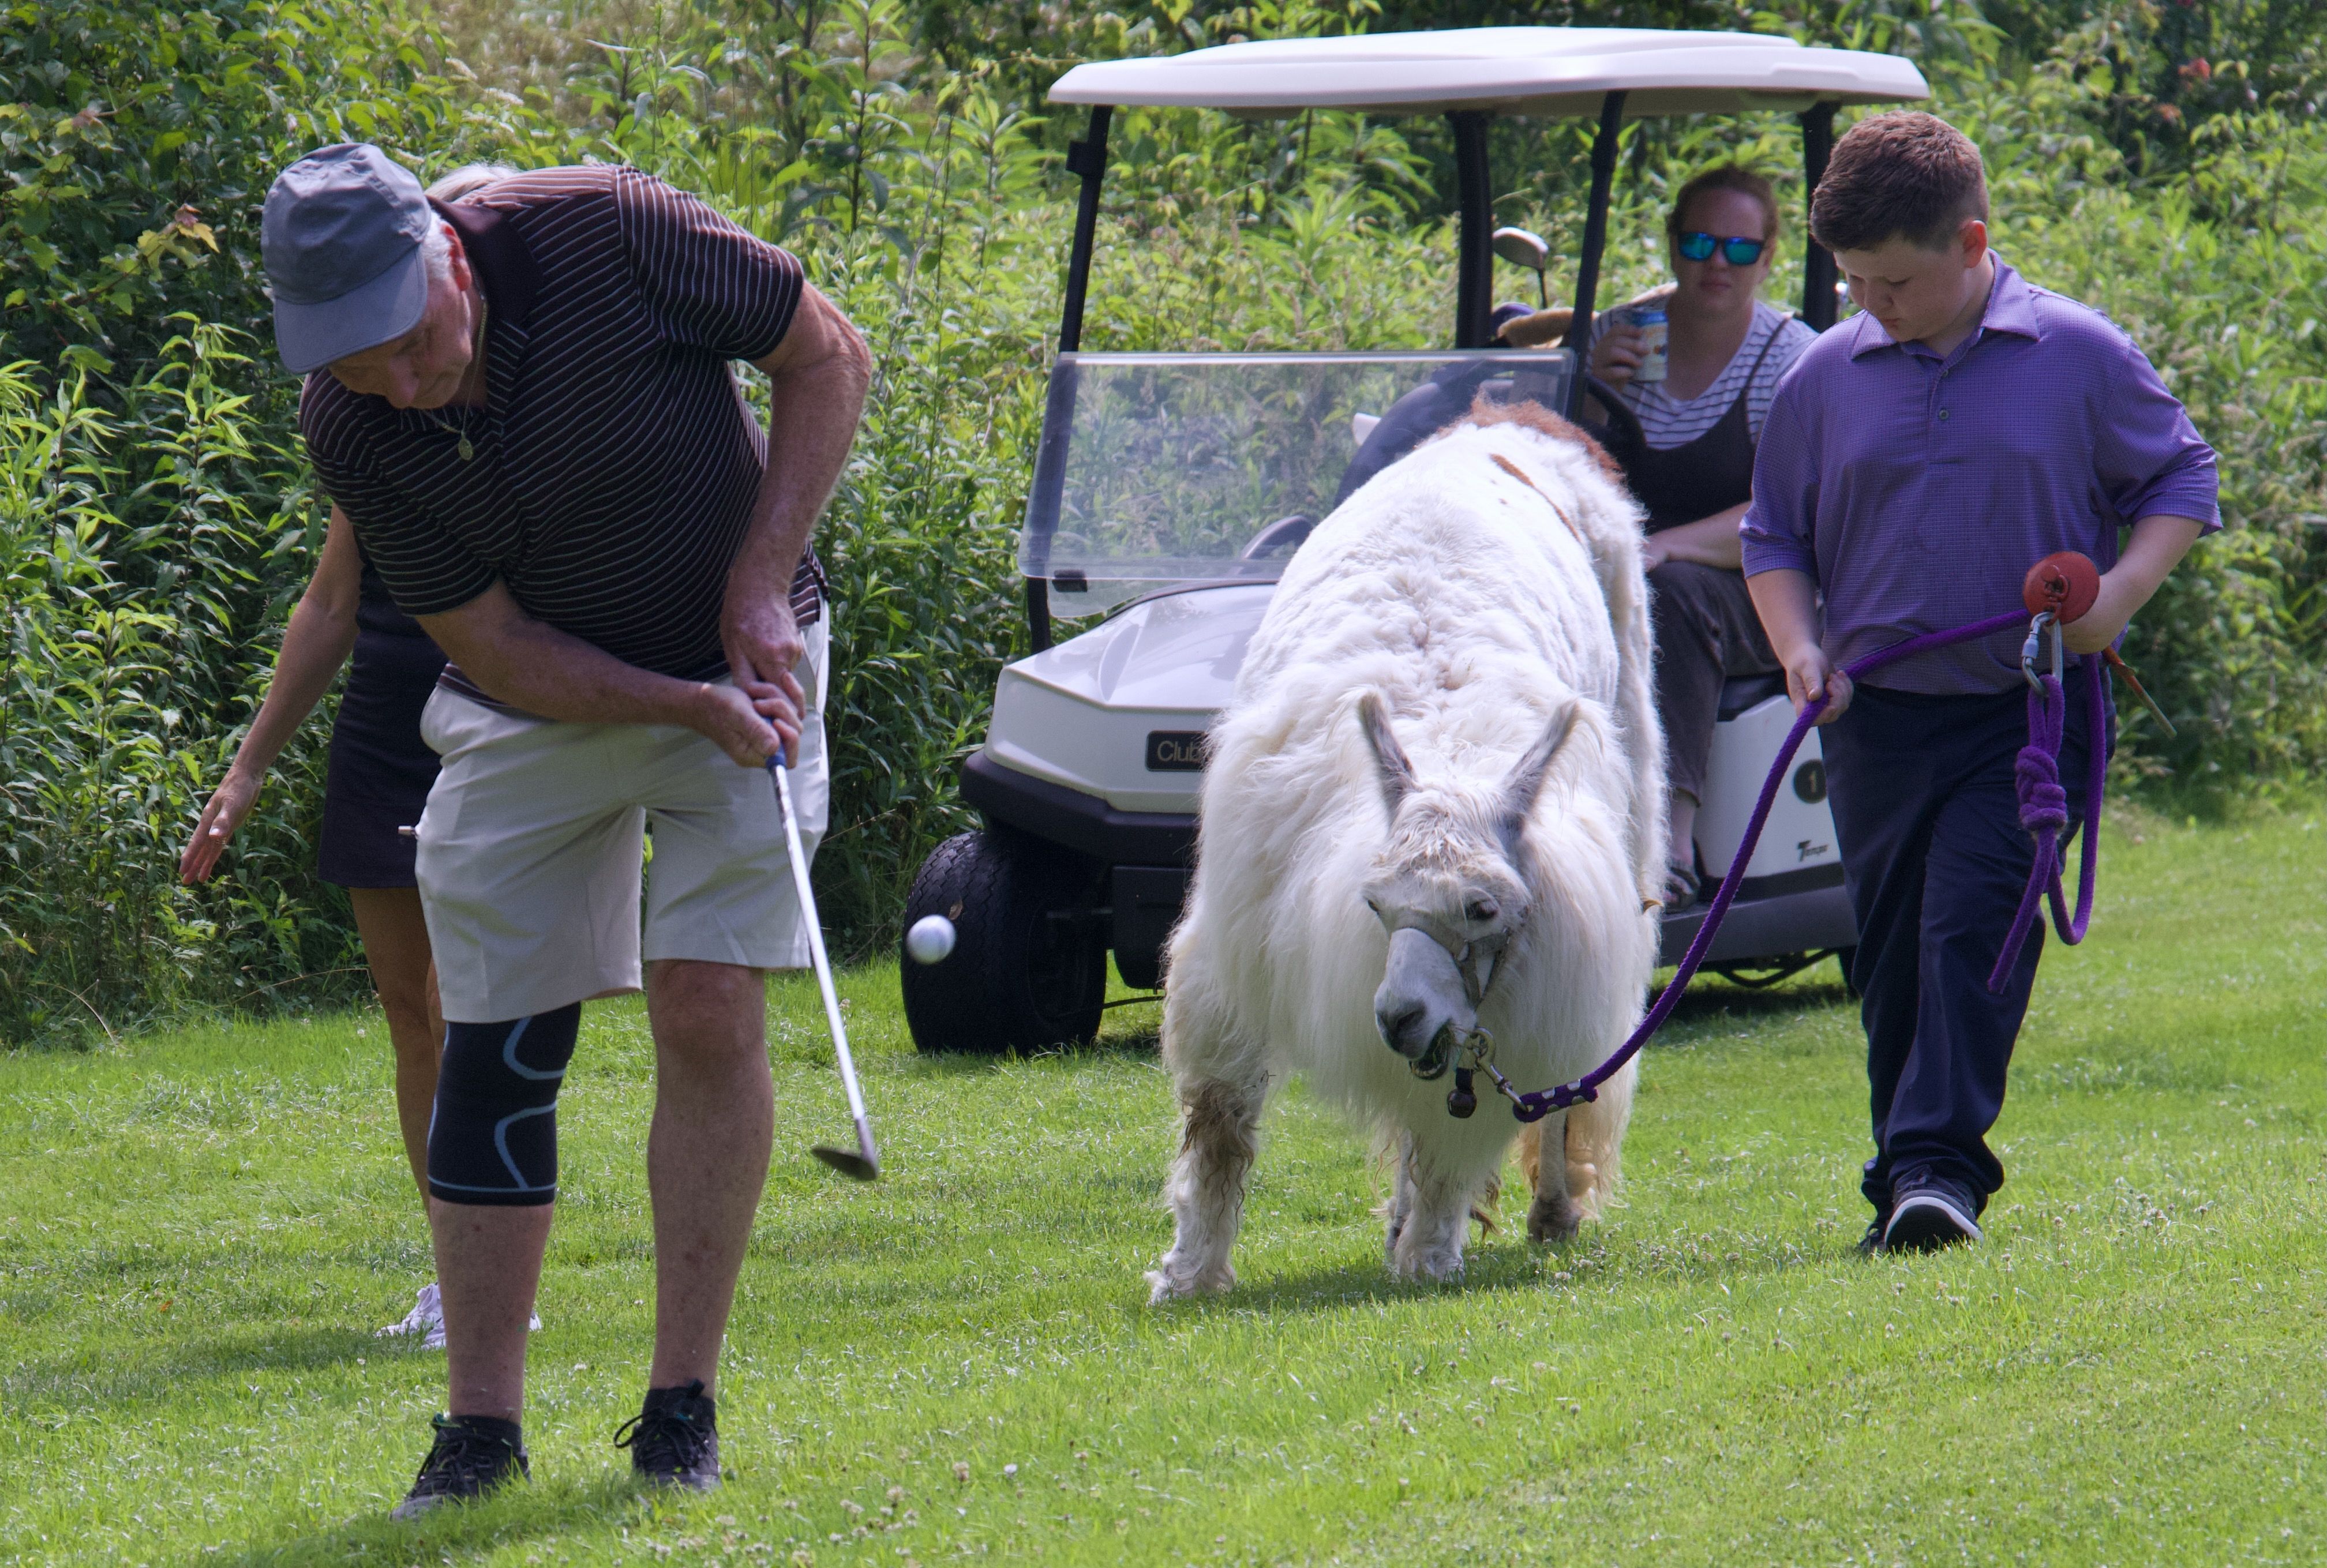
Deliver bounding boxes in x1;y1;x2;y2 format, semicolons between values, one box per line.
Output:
262;144;870;1516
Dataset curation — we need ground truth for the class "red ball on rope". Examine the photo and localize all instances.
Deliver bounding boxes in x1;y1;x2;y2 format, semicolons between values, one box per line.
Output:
2022;552;2101;624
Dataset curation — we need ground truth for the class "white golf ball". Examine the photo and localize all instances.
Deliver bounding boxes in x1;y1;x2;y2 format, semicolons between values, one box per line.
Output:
905;914;957;965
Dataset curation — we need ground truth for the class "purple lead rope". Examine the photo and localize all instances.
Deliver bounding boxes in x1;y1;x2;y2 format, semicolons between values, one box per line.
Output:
1498;608;2104;1124
1989;662;2105;989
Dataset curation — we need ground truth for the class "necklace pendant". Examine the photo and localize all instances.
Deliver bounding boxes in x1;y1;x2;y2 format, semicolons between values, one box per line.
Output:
456;434;474;462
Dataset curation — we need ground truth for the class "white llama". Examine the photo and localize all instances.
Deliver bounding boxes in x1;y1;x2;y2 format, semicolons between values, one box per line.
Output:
1146;400;1666;1297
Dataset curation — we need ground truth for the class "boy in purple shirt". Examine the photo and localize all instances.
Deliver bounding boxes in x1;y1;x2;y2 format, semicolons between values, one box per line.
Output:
1740;113;2217;1254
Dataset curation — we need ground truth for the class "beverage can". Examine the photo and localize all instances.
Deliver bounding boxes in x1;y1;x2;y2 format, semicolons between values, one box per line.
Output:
1631;305;1669;383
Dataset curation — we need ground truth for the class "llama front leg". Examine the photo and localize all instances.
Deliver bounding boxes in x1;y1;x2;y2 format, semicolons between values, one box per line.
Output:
1148;1075;1264;1302
1147;981;1269;1301
1388;1138;1486;1282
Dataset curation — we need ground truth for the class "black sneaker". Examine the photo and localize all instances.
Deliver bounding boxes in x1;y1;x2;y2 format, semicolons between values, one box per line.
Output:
391;1413;529;1521
616;1380;720;1490
1883;1172;1983;1253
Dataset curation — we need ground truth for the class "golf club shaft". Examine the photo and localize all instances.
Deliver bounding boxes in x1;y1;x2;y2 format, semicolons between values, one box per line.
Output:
769;753;869;1126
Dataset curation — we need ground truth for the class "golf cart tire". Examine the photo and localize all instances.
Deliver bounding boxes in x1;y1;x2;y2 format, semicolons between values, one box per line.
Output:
900;829;1106;1055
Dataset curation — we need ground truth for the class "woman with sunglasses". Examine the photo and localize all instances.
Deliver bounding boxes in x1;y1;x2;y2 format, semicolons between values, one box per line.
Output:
1591;165;1819;909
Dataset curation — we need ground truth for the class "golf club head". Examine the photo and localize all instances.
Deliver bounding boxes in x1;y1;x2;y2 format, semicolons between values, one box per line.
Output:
1492;225;1550;273
811;1144;879;1181
811;1116;880;1181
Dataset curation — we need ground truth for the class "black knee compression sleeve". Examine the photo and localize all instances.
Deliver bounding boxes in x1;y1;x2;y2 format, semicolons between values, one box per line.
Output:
427;1003;582;1206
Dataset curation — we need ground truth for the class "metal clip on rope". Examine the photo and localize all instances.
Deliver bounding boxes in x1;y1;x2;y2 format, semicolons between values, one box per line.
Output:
2021;610;2062;691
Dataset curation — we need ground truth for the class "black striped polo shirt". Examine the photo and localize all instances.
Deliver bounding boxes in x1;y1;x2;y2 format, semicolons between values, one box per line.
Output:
300;165;824;684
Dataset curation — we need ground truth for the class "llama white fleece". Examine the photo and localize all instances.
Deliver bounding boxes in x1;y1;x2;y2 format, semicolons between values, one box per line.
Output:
1148;404;1666;1295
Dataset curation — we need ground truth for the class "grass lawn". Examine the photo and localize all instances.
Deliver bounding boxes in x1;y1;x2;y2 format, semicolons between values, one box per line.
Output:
3;807;2322;1566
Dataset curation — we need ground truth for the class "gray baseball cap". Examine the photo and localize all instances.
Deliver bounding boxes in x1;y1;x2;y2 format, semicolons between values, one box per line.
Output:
263;143;436;375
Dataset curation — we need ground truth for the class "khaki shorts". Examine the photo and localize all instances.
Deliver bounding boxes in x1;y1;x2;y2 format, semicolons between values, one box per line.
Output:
414;619;829;1023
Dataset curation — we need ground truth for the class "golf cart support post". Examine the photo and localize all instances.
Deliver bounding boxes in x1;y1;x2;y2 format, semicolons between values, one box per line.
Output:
911;31;1926;1055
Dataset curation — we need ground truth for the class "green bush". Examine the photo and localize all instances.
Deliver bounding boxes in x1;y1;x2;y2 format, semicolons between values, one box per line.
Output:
0;331;352;1040
0;0;525;1041
3;0;2323;1045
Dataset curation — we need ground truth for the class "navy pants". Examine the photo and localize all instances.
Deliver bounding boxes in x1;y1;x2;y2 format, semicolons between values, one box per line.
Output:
1820;672;2111;1217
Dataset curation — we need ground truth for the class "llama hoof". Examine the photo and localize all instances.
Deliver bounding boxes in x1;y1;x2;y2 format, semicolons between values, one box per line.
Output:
1144;1264;1234;1304
1389;1250;1466;1284
1526;1194;1581;1245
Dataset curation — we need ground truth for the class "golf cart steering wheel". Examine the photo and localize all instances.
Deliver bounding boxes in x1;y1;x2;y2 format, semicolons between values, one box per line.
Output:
1240;514;1315;560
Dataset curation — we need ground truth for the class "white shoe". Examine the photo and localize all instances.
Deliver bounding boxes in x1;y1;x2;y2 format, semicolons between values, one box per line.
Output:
379;1282;444;1342
377;1282;541;1349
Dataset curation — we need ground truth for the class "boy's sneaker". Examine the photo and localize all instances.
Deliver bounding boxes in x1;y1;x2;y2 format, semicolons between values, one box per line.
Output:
390;1413;529;1520
616;1379;720;1491
1883;1172;1984;1253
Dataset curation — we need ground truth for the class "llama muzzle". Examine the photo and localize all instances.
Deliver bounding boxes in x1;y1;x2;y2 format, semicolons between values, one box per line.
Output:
1373;926;1474;1070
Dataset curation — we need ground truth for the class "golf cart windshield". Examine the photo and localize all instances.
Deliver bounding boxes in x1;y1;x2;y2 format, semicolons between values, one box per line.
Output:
1021;350;1573;615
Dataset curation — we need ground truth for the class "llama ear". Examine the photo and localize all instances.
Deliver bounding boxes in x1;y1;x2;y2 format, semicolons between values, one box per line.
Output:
1357;692;1415;817
1496;699;1580;842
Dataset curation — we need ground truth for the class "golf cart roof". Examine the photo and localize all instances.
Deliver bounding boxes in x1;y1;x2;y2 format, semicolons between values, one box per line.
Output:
1048;27;1928;118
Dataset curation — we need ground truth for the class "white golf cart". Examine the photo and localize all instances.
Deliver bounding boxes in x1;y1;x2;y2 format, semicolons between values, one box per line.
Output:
900;27;1928;1054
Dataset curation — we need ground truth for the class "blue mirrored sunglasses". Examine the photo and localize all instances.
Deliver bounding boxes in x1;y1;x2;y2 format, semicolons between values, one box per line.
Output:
1677;231;1767;266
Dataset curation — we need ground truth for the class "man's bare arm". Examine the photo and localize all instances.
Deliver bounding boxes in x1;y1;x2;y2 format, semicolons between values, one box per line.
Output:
419;582;783;767
721;282;873;720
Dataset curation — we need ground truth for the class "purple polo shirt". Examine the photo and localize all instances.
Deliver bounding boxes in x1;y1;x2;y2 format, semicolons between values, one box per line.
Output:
1740;259;2219;694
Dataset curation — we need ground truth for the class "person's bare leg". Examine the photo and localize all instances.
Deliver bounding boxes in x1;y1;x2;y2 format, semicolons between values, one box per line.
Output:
643;959;773;1395
432;1199;553;1420
349;887;444;1198
1668;790;1700;879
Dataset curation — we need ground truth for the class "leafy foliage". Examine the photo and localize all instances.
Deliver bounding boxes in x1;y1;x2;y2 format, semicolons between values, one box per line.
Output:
0;0;529;1041
0;331;354;1042
3;0;2324;1044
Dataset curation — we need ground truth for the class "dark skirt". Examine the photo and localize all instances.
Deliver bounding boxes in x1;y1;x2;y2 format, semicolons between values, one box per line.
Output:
318;628;447;888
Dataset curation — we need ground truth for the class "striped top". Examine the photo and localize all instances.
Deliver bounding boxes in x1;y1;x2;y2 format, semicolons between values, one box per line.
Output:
1616;301;1818;452
301;165;822;682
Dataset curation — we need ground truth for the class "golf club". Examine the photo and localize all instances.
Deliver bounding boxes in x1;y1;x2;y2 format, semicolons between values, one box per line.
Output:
767;744;880;1181
1492;224;1552;309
